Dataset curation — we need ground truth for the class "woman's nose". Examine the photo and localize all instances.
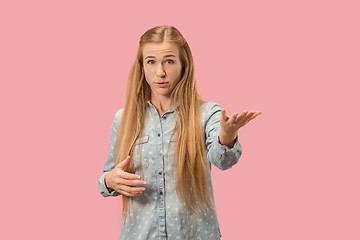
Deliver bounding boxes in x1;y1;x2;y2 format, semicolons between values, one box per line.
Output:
155;64;166;77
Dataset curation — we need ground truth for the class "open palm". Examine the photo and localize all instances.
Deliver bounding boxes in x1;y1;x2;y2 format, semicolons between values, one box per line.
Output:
220;109;262;135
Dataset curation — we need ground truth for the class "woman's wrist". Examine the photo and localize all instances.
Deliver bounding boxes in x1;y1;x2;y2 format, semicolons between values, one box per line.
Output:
104;173;112;190
218;132;237;148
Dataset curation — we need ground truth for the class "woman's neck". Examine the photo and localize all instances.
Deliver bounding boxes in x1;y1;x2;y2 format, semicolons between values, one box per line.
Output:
150;95;173;117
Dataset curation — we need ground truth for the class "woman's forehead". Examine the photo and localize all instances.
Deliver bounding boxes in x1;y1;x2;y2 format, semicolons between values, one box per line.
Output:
142;42;179;58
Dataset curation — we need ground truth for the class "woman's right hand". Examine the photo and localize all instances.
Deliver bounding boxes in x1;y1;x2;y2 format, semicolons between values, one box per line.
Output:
105;156;147;197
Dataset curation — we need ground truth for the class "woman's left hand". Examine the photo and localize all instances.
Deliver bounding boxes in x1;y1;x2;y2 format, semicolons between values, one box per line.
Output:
219;109;262;147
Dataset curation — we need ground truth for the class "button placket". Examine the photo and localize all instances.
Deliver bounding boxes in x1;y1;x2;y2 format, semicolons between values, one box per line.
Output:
156;111;166;237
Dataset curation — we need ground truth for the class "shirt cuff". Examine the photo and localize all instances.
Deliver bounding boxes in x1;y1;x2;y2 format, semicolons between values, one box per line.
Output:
207;135;242;170
216;135;241;153
98;172;121;197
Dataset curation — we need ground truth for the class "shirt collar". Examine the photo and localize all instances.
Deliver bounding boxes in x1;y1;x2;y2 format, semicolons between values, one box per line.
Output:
146;100;177;114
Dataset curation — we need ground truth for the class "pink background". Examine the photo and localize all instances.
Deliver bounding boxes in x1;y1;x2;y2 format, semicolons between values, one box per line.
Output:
1;0;359;239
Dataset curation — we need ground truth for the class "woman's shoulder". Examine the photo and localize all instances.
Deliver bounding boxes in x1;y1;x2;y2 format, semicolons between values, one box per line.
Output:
112;107;125;124
201;101;222;112
115;107;124;116
200;101;222;123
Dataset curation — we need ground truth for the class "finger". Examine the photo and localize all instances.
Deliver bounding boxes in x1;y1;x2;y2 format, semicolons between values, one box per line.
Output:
131;191;143;196
243;111;257;123
120;170;142;180
232;112;239;119
118;189;131;196
119;185;146;194
116;155;131;170
250;111;262;118
236;111;254;126
247;111;262;122
221;108;229;121
119;189;142;197
228;112;239;123
235;110;248;122
241;111;261;125
245;110;257;119
120;178;148;187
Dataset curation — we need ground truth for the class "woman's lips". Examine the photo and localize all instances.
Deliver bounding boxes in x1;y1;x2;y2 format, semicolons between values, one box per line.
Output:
155;82;169;87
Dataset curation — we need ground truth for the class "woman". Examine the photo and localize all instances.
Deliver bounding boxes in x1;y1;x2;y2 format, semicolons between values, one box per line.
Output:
98;25;261;240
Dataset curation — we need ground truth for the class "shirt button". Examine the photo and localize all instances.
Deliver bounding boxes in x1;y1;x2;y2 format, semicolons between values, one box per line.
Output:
159;191;163;195
157;133;161;137
158;152;163;156
159;171;162;175
163;116;167;119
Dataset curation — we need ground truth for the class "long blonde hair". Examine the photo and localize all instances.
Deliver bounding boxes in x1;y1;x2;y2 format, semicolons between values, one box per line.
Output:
115;25;213;218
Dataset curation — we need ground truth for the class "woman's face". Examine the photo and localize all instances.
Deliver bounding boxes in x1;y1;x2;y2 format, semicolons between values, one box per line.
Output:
142;41;182;100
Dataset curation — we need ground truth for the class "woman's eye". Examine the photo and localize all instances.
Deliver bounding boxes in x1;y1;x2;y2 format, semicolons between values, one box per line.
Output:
146;59;173;64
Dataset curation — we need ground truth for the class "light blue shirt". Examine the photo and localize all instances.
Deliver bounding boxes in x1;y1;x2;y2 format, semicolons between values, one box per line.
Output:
98;101;242;240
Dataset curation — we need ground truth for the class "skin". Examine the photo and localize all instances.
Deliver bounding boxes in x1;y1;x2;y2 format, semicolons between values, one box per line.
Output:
219;109;262;148
105;41;262;196
142;41;182;117
105;156;146;196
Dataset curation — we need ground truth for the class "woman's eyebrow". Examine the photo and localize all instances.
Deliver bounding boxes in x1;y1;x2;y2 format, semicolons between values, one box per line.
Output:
144;54;176;60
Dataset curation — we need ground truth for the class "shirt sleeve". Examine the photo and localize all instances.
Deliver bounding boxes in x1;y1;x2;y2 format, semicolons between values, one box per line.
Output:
204;102;242;170
98;109;123;197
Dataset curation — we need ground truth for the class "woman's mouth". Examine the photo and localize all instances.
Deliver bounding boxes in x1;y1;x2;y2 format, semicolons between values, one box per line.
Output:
155;82;169;87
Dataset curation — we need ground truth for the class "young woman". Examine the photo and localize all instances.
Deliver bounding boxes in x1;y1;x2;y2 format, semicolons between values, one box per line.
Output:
98;25;261;240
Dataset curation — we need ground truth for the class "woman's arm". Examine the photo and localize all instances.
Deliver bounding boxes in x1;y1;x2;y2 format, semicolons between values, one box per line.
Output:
98;108;147;197
204;102;242;170
204;102;261;170
98;109;123;197
219;107;261;147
